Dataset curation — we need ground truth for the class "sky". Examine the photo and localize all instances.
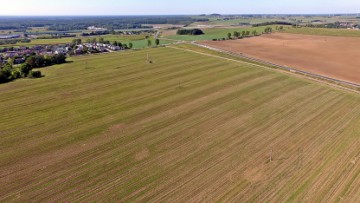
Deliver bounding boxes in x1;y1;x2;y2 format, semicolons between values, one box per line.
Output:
2;0;360;16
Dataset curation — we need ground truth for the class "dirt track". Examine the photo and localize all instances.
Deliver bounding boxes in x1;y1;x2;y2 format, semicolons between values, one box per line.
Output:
201;33;360;84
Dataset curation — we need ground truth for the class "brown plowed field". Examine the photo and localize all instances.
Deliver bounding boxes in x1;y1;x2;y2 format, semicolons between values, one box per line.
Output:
201;33;360;84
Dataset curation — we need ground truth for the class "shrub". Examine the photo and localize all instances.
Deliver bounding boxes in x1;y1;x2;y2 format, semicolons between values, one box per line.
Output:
11;69;21;79
0;66;12;83
28;70;42;78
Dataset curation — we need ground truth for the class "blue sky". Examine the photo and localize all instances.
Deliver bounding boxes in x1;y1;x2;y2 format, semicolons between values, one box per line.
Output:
3;0;360;15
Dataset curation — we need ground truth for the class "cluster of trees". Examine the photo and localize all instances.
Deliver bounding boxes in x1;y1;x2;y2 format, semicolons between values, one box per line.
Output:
264;27;273;33
0;39;31;45
177;29;204;35
81;31;110;36
0;63;42;84
275;26;284;31
25;54;66;68
252;21;294;27
0;53;67;84
113;41;133;49
146;39;160;48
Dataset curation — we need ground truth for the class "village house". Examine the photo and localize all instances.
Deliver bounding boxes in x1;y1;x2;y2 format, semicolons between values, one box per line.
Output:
14;57;26;65
54;47;67;55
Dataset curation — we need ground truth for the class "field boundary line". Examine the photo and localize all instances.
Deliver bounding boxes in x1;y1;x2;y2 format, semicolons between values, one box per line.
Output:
167;43;359;94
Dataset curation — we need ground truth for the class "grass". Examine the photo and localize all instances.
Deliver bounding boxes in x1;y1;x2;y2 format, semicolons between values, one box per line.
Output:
189;15;360;27
190;17;281;27
165;25;288;41
0;46;360;202
283;27;360;37
0;34;172;49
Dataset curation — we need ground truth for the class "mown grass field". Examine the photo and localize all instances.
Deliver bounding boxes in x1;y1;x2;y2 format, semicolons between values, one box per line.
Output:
283;27;360;37
165;25;285;41
1;46;360;202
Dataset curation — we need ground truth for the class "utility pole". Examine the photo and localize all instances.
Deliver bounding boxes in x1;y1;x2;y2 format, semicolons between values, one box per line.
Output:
147;53;153;64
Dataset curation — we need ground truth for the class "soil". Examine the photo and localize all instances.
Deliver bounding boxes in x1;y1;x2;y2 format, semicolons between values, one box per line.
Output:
201;32;360;84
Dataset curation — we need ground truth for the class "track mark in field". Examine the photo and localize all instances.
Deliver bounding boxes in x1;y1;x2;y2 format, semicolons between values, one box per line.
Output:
243;166;265;183
135;148;150;161
0;123;127;193
107;123;126;136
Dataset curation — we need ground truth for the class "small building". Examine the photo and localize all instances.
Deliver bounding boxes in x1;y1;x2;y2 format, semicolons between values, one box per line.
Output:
54;48;67;55
14;57;26;65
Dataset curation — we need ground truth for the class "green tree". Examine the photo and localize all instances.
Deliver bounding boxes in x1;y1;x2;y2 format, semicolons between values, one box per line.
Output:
155;39;160;46
245;31;250;36
227;33;232;39
242;31;246;37
99;37;105;43
0;66;12;83
51;54;66;64
28;70;42;78
252;30;257;36
129;42;133;49
19;63;32;77
147;39;152;47
25;56;36;68
7;58;14;66
233;31;240;38
11;69;21;79
264;27;273;34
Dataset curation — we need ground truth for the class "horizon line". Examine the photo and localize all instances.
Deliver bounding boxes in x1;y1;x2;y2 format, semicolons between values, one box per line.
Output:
0;13;360;17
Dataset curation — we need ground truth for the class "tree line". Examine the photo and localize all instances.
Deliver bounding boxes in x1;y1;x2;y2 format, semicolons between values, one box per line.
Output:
252;21;294;27
0;39;31;46
213;27;277;41
81;31;110;36
0;16;209;31
177;29;204;35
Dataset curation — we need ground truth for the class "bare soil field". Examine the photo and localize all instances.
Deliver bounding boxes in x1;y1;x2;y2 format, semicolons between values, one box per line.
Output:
201;32;360;84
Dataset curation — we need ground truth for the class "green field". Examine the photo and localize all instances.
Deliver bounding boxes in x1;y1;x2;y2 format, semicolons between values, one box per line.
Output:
1;46;360;202
189;17;277;27
190;15;360;27
165;25;287;41
284;27;360;37
0;34;172;49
